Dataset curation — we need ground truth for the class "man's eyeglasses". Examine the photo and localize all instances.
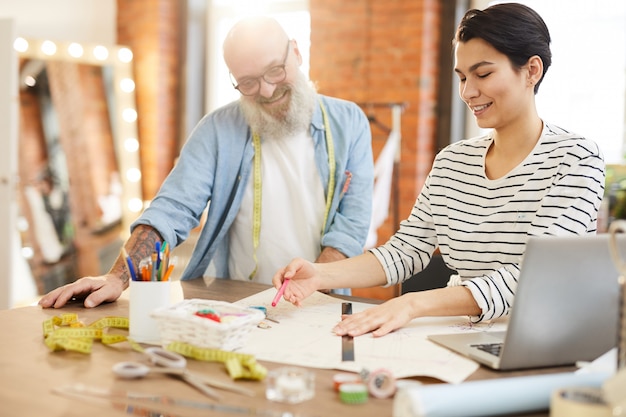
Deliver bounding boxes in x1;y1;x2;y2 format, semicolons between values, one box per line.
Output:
230;41;290;96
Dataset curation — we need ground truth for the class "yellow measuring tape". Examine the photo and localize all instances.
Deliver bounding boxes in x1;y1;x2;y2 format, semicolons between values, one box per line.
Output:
43;313;129;353
249;131;262;280
248;98;336;279
319;99;336;232
42;314;266;381
165;341;267;380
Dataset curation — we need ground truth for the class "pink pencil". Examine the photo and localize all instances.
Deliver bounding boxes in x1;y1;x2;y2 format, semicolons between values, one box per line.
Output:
271;279;290;307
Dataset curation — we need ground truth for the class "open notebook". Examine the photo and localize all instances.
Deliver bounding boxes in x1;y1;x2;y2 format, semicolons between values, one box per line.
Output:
428;234;622;370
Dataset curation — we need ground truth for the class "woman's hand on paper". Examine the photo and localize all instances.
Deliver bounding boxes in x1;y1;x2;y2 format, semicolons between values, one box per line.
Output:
38;274;125;309
333;295;417;337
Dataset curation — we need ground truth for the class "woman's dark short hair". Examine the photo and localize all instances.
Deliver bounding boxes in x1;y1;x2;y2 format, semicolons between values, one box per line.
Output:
454;2;552;94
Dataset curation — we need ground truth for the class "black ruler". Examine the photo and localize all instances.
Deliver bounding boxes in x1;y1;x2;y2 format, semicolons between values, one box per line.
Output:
341;302;354;361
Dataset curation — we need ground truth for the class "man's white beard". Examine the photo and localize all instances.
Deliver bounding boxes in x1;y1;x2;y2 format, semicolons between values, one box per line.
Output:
240;71;317;140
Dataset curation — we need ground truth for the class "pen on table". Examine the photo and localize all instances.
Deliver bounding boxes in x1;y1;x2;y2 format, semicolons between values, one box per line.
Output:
121;247;138;281
271;279;290;307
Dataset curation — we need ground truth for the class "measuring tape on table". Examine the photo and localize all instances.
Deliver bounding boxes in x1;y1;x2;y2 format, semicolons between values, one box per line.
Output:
43;313;129;353
550;387;611;417
165;341;267;380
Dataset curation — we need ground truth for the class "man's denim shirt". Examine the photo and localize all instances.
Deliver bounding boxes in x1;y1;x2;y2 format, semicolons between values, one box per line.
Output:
132;94;374;280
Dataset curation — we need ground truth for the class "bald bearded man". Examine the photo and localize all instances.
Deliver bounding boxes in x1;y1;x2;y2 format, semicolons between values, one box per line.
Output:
39;16;374;309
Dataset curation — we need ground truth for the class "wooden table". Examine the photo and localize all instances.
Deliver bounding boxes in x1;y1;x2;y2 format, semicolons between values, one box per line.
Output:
0;278;571;417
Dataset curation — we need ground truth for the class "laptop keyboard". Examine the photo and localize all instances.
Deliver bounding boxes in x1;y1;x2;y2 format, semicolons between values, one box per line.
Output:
471;342;503;357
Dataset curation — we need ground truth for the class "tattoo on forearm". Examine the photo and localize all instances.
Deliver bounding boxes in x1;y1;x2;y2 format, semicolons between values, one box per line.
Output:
110;225;163;285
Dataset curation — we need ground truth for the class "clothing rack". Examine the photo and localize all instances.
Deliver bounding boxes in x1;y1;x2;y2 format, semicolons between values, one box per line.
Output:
357;101;407;238
357;102;408;137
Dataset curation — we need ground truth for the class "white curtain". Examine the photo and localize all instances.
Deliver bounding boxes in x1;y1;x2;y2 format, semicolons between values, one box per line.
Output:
365;128;401;249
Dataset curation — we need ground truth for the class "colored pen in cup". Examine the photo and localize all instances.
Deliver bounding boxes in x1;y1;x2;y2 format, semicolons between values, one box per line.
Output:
121;247;138;281
155;241;161;271
271;278;290;307
150;253;158;281
161;264;175;282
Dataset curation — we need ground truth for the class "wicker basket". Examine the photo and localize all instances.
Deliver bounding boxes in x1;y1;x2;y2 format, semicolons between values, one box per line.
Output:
151;299;265;351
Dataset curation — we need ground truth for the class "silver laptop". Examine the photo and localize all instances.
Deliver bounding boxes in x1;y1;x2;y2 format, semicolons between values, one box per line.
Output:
428;234;622;370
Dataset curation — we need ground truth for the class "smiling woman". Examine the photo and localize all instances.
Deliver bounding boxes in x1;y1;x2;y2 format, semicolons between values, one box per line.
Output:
14;38;142;294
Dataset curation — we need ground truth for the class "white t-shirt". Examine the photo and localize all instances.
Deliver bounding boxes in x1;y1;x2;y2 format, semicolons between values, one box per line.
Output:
228;130;326;284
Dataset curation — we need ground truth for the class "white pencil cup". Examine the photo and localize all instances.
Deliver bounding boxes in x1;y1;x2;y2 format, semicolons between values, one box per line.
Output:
129;280;171;344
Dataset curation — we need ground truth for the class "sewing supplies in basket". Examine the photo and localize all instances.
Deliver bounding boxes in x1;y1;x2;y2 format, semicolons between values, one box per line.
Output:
151;299;265;351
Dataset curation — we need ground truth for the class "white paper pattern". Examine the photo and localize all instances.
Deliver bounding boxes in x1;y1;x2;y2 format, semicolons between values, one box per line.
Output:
235;289;506;384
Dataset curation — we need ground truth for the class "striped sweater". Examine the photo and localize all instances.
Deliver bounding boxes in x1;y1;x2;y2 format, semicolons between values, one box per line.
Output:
370;123;606;322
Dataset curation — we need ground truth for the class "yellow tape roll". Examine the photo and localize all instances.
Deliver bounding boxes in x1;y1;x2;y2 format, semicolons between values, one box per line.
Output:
550;387;611;417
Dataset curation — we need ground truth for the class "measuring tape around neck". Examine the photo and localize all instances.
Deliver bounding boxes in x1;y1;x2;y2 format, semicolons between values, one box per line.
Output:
248;98;336;280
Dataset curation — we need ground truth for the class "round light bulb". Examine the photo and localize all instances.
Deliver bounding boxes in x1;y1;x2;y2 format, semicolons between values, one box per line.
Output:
68;42;84;58
118;47;133;63
13;37;28;53
93;45;109;61
41;40;57;56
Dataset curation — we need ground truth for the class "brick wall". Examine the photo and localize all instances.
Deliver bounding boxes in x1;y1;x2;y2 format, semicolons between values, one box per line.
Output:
117;0;183;199
310;0;441;241
310;0;442;298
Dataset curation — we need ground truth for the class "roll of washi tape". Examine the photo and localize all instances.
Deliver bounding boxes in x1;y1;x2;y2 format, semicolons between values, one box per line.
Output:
339;383;369;405
550;387;611;417
333;372;362;392
366;368;397;399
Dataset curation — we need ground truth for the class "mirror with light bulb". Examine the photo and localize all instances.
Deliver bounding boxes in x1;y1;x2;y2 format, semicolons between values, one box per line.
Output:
14;38;143;294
